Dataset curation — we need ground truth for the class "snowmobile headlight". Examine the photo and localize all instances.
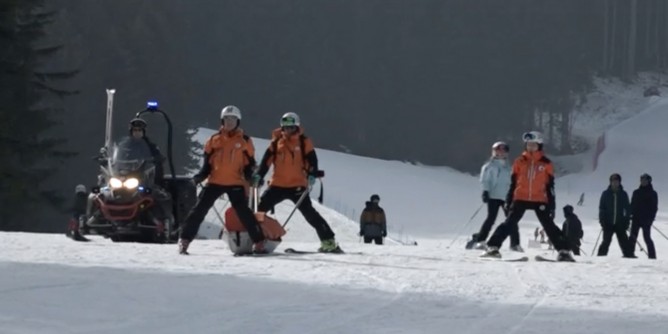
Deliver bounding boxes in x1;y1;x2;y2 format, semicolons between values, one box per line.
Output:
123;178;139;189
109;178;123;189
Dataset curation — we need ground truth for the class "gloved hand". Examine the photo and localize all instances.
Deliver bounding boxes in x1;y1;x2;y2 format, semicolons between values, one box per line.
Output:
504;201;512;214
382;230;387;237
251;173;263;187
359;231;364;237
192;174;205;185
482;191;489;203
308;175;316;186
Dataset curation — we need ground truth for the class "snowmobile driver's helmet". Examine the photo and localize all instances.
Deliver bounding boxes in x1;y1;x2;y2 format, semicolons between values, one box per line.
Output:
563;204;574;216
220;105;241;129
129;118;147;136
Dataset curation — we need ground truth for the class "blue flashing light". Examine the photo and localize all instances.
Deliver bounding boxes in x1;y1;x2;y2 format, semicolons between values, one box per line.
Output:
147;101;158;110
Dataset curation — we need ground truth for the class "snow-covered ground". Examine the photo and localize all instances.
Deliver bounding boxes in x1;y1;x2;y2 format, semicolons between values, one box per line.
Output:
3;92;668;333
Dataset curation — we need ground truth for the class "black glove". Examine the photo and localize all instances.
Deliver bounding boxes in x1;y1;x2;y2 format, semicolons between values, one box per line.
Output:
192;174;206;185
504;201;512;214
482;191;490;203
359;231;363;237
382;230;387;237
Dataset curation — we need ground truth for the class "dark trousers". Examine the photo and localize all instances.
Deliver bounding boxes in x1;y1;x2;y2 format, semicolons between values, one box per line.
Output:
487;201;568;251
476;199;520;246
566;240;581;255
597;224;633;257
629;220;656;259
364;236;383;245
258;186;335;241
180;184;264;243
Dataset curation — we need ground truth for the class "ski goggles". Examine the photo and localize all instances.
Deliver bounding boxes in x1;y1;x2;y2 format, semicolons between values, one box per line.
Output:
280;116;298;127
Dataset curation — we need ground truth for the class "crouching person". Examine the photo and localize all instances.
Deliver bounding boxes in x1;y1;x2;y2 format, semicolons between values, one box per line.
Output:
562;205;583;255
360;194;387;245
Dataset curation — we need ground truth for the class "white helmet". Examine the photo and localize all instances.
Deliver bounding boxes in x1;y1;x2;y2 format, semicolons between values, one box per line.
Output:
74;184;87;194
492;141;509;152
220;105;242;120
280;112;300;127
522;131;544;144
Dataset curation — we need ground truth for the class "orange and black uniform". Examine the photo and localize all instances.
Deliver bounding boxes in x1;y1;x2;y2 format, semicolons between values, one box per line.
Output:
180;128;264;243
255;128;335;241
486;150;568;250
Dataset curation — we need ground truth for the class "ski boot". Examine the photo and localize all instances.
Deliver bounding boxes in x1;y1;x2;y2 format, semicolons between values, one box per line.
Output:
557;250;576;262
178;239;190;255
318;239;343;253
510;244;524;253
480;246;501;258
473;241;487;250
465;233;480;249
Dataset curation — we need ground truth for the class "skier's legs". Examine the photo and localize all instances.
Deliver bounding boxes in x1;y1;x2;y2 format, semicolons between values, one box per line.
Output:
641;224;656;259
374;237;383;245
614;225;633;257
628;221;641;250
476;199;502;241
597;228;614;256
225;186;265;243
534;206;569;251
180;185;226;241
363;237;372;244
257;187;289;212
291;189;335;241
486;202;527;249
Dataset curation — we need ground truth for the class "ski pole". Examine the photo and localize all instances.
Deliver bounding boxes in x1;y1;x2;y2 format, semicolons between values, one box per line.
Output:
282;186;312;228
635;239;647;255
446;203;484;249
591;229;602;256
653;225;668;241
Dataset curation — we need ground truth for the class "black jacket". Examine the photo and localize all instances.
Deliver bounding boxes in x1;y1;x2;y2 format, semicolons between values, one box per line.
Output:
598;186;631;227
562;213;583;245
143;137;165;183
631;184;658;223
359;202;387;237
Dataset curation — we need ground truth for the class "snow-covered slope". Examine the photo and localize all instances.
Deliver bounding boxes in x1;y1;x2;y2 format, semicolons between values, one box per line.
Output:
4;94;668;333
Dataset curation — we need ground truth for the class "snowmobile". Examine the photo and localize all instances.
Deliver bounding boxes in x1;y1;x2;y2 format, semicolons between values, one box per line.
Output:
67;90;197;243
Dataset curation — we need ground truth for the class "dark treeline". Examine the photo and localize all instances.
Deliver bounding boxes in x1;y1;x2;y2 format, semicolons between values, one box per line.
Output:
2;0;667;231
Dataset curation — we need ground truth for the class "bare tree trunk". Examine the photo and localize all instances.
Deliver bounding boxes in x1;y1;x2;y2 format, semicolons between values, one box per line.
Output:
655;0;662;69
610;0;618;73
626;0;638;80
645;0;651;58
603;0;610;71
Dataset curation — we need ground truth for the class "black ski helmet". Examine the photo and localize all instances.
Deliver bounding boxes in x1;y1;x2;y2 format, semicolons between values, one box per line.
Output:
641;173;652;183
563;204;574;216
129;117;147;135
370;194;380;202
609;173;621;182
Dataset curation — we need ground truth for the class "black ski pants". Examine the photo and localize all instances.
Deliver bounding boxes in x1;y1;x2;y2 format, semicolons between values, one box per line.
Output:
364;236;383;245
476;199;520;246
487;201;568;251
629;220;656;259
258;186;335;241
180;184;264;243
597;223;633;257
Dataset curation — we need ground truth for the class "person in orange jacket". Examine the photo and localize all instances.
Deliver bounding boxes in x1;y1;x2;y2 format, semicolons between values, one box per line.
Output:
481;131;574;262
178;105;265;255
253;112;341;253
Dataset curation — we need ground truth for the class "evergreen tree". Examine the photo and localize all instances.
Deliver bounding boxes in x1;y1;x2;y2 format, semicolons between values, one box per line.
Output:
0;0;77;231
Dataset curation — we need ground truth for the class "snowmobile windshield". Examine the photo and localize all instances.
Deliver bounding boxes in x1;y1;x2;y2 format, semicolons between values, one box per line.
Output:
109;137;154;176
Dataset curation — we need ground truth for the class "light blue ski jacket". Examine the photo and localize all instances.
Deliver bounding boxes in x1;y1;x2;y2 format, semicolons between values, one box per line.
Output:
480;158;512;201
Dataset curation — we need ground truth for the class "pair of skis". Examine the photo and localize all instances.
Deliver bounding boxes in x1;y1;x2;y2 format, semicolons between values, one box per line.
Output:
481;255;576;263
